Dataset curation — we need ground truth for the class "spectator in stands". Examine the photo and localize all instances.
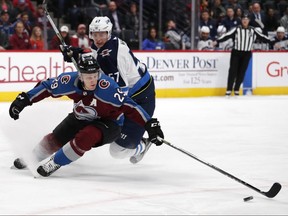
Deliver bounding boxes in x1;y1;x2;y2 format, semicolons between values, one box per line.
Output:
10;0;35;24
50;25;71;50
197;26;214;51
215;25;233;50
34;4;51;30
249;2;266;33
125;2;139;38
12;0;35;15
235;7;243;20
164;19;182;49
200;9;217;39
270;26;288;50
280;7;288;31
89;0;109;15
70;23;91;52
225;0;242;10
90;0;109;8
0;0;14;15
107;1;124;38
0;10;14;37
14;11;32;36
217;12;226;28
200;0;209;12
264;8;279;32
220;7;241;31
0;28;9;50
109;0;127;15
29;25;44;50
142;27;165;50
210;0;226;19
9;21;31;49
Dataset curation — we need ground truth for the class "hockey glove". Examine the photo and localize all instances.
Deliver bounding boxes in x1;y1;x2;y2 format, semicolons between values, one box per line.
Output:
145;118;164;146
9;92;32;120
59;45;83;63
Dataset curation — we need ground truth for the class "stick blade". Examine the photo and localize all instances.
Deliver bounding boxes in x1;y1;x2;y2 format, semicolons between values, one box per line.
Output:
265;182;282;198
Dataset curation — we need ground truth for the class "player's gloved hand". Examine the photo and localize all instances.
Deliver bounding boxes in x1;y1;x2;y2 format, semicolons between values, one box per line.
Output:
145;118;164;146
59;45;83;63
9;92;32;120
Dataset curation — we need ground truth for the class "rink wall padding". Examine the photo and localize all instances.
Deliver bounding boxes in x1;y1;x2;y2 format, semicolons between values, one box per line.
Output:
0;51;288;102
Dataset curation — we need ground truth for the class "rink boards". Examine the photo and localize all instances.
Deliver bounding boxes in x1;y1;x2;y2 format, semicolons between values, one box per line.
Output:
0;51;287;101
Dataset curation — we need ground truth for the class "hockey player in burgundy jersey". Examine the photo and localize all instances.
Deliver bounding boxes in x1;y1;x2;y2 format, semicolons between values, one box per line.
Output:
9;54;164;177
60;16;156;164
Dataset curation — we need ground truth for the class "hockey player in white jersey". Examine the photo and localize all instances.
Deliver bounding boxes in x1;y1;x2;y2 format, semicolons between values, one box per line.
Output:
197;26;214;51
216;25;233;51
61;16;159;164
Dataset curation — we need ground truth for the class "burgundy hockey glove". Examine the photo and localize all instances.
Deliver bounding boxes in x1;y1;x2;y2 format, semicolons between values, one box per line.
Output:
145;118;164;146
9;92;32;120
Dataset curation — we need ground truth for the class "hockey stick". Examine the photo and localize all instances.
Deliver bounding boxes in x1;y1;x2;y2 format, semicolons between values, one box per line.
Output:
159;138;281;198
42;0;80;71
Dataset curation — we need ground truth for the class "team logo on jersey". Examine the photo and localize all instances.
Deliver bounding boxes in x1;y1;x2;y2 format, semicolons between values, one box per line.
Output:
99;79;110;89
61;75;71;84
74;100;98;121
100;49;112;57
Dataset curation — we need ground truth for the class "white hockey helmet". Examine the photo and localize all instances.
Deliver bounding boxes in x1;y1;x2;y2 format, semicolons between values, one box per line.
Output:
200;26;210;33
217;25;227;34
89;16;113;39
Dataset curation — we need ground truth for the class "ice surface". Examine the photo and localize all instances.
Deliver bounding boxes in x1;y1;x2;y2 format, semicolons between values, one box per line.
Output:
0;96;287;215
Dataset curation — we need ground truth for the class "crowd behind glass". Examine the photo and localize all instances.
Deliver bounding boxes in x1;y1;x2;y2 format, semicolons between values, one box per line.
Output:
0;0;287;51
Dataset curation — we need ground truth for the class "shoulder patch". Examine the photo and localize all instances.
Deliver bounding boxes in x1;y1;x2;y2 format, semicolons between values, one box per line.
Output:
99;79;110;89
61;75;71;84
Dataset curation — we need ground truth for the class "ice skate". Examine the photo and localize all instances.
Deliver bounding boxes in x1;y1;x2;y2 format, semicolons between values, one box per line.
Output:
37;155;61;177
130;138;152;164
225;90;231;97
13;158;27;169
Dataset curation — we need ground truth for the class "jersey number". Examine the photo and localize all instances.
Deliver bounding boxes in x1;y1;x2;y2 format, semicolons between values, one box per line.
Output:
114;88;125;102
50;75;71;89
108;71;120;83
51;78;59;89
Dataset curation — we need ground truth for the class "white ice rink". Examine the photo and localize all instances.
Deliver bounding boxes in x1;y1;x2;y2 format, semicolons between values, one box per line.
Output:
0;96;287;215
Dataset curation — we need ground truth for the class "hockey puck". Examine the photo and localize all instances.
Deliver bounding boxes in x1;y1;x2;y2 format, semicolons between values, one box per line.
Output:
243;196;253;202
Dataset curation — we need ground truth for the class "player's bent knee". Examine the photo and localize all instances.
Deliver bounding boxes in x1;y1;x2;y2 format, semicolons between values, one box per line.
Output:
74;125;103;152
109;142;135;159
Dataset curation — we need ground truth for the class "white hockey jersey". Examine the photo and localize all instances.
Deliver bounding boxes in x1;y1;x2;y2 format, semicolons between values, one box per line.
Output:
91;36;149;96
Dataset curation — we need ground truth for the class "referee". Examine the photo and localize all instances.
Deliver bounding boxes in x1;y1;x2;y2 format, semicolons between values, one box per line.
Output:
215;13;272;96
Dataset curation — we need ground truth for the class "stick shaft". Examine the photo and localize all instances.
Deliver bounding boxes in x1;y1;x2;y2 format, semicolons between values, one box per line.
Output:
42;0;80;71
161;138;281;198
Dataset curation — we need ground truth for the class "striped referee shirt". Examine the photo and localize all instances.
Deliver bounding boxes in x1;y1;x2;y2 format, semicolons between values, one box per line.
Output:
217;25;271;51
